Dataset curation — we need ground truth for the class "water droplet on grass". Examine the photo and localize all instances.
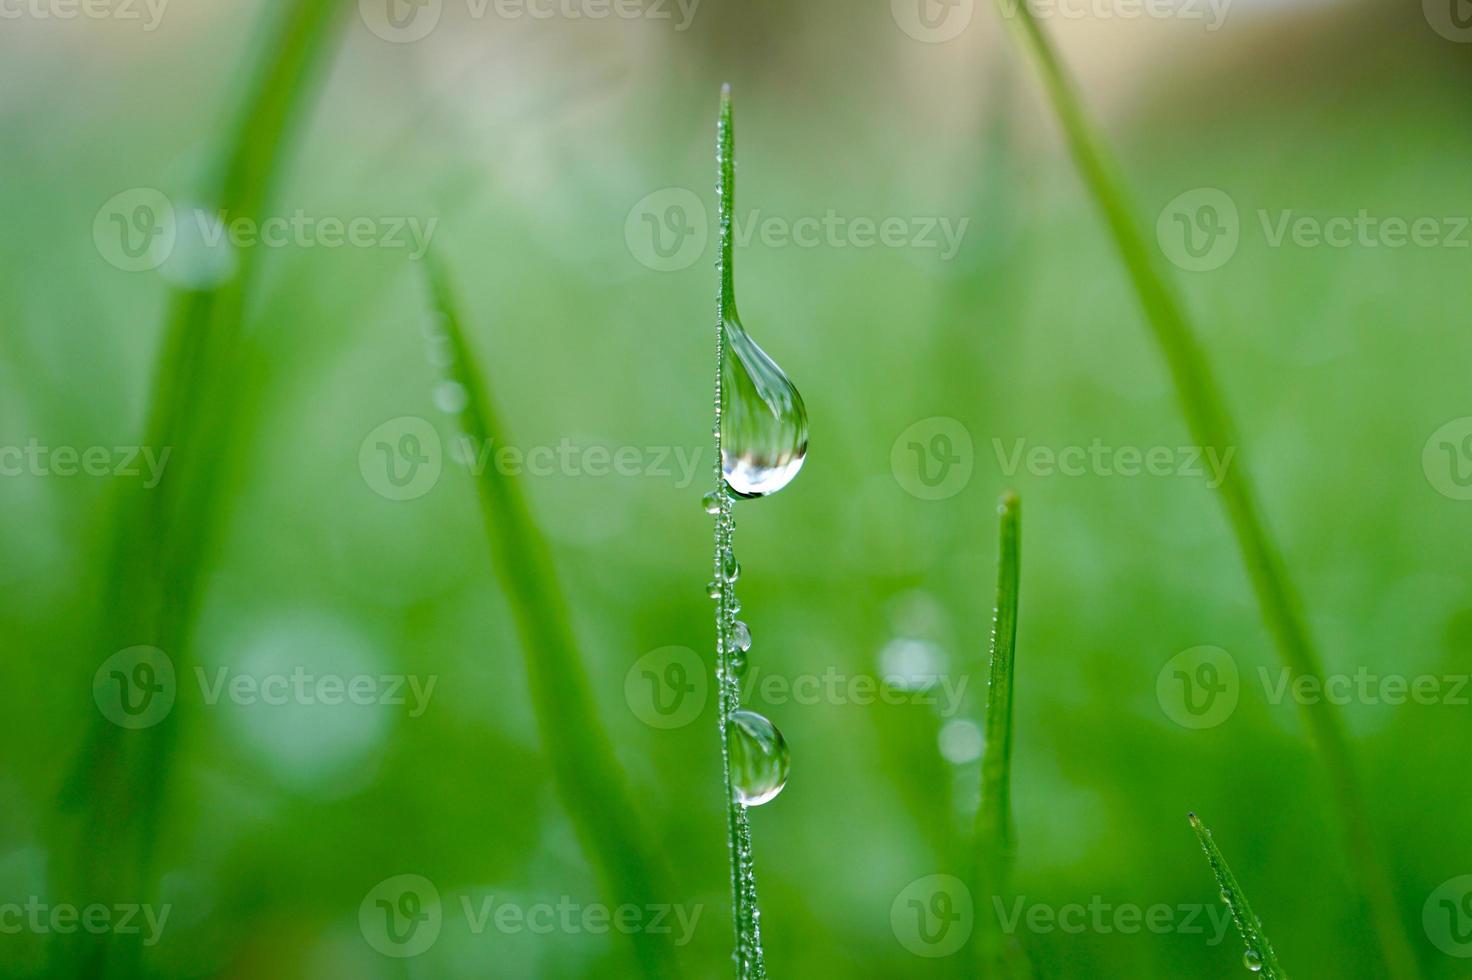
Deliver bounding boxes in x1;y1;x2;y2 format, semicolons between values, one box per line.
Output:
730;621;752;652
728;709;789;806
1243;949;1262;972
702;491;721;514
721;316;807;498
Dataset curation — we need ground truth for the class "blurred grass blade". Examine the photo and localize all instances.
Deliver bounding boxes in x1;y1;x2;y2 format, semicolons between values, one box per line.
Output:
54;2;348;976
422;254;677;979
990;5;1418;977
972;491;1030;976
1189;813;1289;978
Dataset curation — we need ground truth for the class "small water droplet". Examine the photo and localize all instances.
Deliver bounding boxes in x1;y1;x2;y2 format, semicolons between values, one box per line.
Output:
721;315;807;498
730;650;748;674
1243;948;1262;972
706;581;721;599
702;490;721;514
721;549;740;583
730;620;752;652
728;708;789;806
728;596;741;615
434;380;468;415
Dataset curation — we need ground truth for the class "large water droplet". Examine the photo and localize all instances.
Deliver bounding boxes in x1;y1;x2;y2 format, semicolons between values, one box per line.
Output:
702;491;721;514
721;315;807;498
1243;949;1262;973
729;620;752;652
728;709;789;806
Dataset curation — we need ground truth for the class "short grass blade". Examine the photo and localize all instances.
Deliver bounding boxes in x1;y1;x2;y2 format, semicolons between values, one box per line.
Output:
972;491;1031;976
1189;813;1289;978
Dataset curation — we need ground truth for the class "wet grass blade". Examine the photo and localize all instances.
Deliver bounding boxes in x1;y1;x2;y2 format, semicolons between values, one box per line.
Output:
972;491;1030;976
54;2;348;976
421;254;678;979
990;5;1419;976
1189;813;1289;978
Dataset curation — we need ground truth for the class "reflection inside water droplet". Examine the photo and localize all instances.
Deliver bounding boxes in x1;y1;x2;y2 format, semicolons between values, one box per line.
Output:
728;708;789;806
721;315;807;498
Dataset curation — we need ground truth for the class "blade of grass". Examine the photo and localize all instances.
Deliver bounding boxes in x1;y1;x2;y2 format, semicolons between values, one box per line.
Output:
972;491;1031;976
713;83;770;980
990;6;1419;977
421;254;678;979
1188;812;1289;978
53;3;349;976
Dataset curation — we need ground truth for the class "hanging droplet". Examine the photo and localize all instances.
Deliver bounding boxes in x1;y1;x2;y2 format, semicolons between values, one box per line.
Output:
721;549;740;583
730;620;752;652
728;709;789;806
702;490;721;514
729;650;748;675
721;315;808;498
706;580;721;599
1243;949;1262;973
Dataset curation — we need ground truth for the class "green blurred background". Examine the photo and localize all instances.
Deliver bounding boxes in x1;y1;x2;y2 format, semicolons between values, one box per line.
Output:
3;0;1472;975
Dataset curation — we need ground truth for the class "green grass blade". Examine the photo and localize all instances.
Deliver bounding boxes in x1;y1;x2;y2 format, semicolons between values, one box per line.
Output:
1188;813;1289;978
421;254;678;979
53;3;348;976
972;491;1029;975
991;6;1418;977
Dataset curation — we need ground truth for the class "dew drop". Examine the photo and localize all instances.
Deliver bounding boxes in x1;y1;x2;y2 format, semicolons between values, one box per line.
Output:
721;315;807;498
702;491;721;515
721;549;740;583
1243;949;1262;973
728;709;789;806
730;620;752;652
434;380;468;415
706;580;721;599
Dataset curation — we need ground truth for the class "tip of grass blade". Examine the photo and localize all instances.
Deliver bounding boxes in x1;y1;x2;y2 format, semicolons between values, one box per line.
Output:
1188;811;1289;979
